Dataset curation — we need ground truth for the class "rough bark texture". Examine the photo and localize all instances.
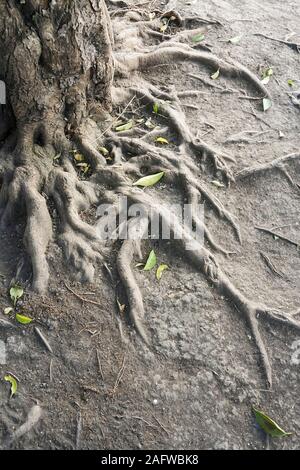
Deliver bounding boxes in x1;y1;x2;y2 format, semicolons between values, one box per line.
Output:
0;0;114;291
0;0;113;147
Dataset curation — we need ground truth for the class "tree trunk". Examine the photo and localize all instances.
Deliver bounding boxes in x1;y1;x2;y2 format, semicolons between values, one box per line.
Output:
0;0;114;150
0;0;114;292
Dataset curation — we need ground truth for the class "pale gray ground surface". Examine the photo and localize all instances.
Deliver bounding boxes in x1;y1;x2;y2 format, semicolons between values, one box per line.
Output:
0;0;300;449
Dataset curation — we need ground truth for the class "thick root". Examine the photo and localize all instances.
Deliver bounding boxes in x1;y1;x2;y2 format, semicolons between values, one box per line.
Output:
116;46;270;99
117;238;149;344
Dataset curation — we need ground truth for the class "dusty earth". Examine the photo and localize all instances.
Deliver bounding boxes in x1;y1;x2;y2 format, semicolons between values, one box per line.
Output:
0;0;300;450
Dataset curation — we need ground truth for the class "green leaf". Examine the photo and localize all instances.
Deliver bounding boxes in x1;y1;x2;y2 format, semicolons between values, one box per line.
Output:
263;98;272;112
261;68;273;84
288;79;295;87
4;375;18;398
192;33;205;43
153;103;159;114
229;35;243;44
264;67;273;77
144;250;157;271
98;147;109;156
115;120;133;132
156;264;169;280
156;137;169;145
15;313;33;325
253;408;292;438
211;180;225;188
10;286;24;306
4;307;13;315
211;69;220;80
133;171;165;187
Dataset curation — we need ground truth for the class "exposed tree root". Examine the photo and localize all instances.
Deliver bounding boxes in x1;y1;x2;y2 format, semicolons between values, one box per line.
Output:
117;237;149;344
0;2;298;390
236;152;300;190
117;188;300;388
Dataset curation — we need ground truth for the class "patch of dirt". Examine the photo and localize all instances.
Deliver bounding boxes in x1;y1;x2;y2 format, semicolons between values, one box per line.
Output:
0;0;300;450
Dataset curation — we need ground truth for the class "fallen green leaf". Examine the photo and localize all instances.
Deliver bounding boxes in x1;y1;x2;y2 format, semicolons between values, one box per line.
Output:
211;69;220;80
156;137;169;145
288;79;295;87
261;68;273;85
264;67;273;77
211;180;225;188
156;264;169;280
15;313;33;325
10;286;24;306
263;98;272;112
192;33;205;43
133;171;165;187
144;250;157;271
4;307;13;315
4;374;18;398
253;407;292;438
153;103;159;114
229;35;243;44
115;120;133;132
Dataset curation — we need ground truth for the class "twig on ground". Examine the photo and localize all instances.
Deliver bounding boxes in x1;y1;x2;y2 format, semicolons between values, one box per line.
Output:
0;317;16;328
96;348;105;381
254;33;300;52
129;415;158;429
64;281;103;307
244;110;273;130
111;353;127;395
75;411;82;450
34;327;53;353
152;414;170;436
49;359;53;382
187;72;239;93
94;96;136;144
260;252;285;279
255;226;299;249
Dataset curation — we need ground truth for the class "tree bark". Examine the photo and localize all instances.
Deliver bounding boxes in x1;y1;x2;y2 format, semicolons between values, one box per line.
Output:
0;0;114;153
0;0;114;292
